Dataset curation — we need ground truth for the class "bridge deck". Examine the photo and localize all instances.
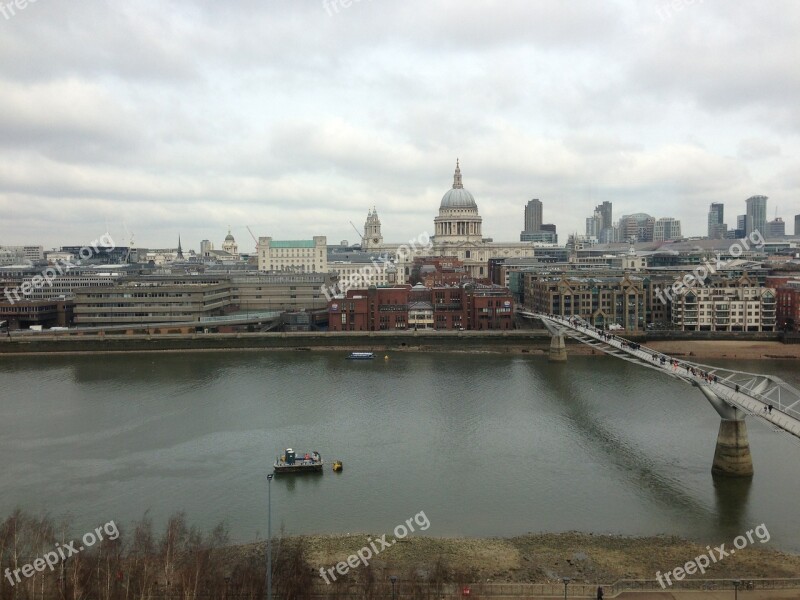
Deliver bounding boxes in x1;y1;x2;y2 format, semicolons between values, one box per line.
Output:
538;314;800;440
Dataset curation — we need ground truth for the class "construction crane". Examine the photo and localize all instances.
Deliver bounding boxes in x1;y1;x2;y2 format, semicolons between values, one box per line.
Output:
349;221;365;247
246;226;259;252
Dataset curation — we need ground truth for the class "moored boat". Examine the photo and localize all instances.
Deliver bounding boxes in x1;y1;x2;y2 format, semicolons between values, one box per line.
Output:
346;352;374;360
273;448;323;473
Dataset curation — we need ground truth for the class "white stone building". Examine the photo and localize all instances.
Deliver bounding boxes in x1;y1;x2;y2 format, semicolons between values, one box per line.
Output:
257;236;328;273
671;276;777;331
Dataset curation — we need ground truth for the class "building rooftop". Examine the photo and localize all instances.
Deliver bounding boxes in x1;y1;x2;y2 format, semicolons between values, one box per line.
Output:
269;240;316;248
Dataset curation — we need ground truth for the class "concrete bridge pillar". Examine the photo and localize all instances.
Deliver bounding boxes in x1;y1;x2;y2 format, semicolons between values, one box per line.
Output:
696;384;754;477
711;419;754;477
548;332;567;362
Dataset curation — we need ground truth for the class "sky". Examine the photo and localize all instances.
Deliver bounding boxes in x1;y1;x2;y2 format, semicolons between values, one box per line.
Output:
0;0;798;251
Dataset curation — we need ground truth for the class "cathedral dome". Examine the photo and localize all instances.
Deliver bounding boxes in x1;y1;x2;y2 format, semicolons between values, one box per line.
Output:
440;160;477;209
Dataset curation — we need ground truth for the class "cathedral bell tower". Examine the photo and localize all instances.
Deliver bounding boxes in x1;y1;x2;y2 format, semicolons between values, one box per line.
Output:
363;207;384;250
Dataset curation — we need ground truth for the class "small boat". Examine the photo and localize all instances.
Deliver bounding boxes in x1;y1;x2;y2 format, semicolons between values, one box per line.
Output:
332;460;343;472
273;448;323;474
346;352;374;360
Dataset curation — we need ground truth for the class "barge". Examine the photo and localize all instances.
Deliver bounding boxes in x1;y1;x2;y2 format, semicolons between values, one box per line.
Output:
273;448;323;473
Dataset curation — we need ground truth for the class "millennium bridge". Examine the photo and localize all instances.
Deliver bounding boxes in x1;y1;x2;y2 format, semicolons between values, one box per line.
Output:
529;313;800;477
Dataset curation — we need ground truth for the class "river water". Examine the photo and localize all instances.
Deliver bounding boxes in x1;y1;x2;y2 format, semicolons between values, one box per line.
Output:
1;350;798;550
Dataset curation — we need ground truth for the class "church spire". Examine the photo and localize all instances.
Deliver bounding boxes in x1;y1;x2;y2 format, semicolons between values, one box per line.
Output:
453;158;463;189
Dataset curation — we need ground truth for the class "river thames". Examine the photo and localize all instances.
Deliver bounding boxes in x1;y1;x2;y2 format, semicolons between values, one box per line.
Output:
1;350;798;550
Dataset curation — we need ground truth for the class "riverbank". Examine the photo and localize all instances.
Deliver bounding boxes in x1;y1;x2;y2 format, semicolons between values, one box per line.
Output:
233;531;800;591
0;330;798;360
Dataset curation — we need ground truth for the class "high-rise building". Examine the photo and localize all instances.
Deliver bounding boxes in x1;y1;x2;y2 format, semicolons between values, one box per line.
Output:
619;214;655;243
584;202;613;242
736;214;747;239
586;216;598;238
745;195;767;237
707;203;726;239
520;198;556;242
523;199;543;233
653;218;682;241
795;214;800;236
766;218;785;238
595;201;613;243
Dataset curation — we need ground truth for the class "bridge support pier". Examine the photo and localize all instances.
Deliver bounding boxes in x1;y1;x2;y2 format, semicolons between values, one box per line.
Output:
548;333;567;362
712;419;753;478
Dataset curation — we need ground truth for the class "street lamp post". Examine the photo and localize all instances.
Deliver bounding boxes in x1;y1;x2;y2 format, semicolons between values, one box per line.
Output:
389;575;398;600
563;577;570;600
266;473;274;600
733;579;741;600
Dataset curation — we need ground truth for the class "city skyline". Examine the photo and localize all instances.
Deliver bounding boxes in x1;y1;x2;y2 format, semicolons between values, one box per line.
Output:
0;1;799;248
2;190;794;254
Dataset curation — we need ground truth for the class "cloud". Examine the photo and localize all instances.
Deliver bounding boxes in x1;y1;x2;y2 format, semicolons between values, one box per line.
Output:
0;0;798;248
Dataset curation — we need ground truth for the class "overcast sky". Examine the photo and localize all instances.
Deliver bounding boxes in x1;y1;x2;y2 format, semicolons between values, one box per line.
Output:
1;0;798;251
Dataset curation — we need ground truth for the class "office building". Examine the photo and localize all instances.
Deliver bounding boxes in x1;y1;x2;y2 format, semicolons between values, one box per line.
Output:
524;199;543;233
767;218;786;238
619;214;655;243
519;199;557;243
745;195;767;237
653;218;682;242
707;203;726;239
585;202;614;243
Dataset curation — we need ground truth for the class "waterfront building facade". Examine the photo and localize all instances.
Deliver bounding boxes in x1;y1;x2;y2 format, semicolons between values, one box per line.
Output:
524;273;646;331
0;298;74;330
776;281;800;332
670;277;776;332
328;282;514;331
231;273;328;311
74;279;232;326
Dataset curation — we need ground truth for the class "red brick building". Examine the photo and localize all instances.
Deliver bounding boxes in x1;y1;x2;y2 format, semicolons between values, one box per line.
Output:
328;283;513;331
412;257;472;288
776;281;800;332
